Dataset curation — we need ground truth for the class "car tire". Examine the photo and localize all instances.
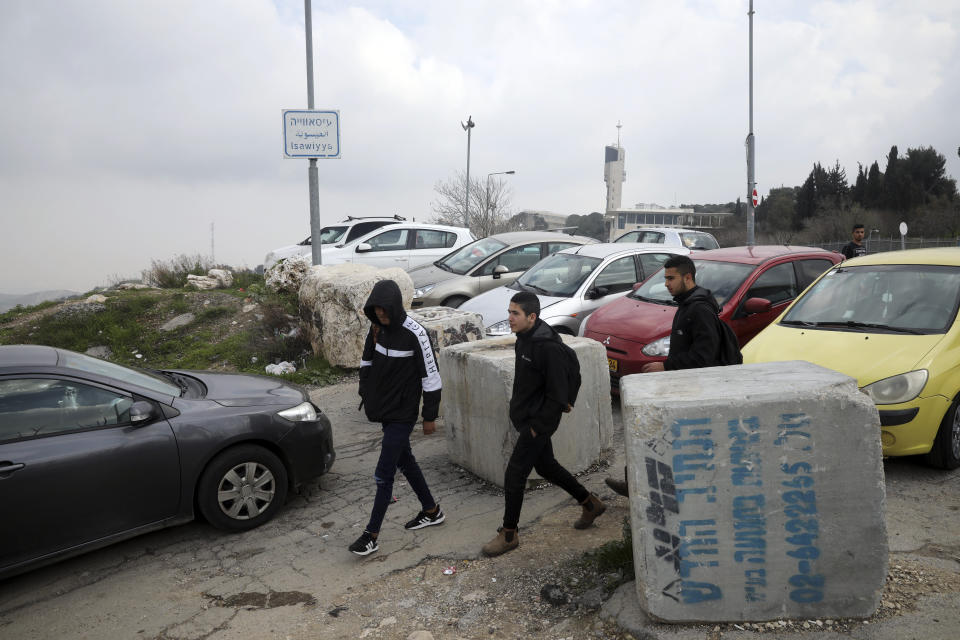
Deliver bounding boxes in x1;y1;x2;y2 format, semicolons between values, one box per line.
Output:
442;295;469;309
197;445;289;532
926;397;960;470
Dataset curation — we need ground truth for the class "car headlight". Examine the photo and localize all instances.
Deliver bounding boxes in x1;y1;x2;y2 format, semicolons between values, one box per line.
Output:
277;401;318;422
487;320;512;336
414;284;436;298
641;336;671;357
861;370;928;405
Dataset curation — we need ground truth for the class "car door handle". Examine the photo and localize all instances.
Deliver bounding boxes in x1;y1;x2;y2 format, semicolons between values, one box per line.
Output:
0;462;26;477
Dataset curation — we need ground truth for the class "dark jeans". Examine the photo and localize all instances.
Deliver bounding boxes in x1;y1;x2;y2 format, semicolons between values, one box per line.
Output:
503;427;589;530
365;421;436;534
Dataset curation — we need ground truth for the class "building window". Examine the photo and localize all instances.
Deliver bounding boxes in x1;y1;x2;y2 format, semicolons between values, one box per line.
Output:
618;213;626;229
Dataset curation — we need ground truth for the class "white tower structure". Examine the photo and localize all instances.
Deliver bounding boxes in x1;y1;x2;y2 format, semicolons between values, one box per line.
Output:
604;122;626;212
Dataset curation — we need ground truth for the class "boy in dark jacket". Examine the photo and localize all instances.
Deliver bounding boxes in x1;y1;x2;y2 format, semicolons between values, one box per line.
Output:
606;254;726;496
481;291;605;557
349;279;444;556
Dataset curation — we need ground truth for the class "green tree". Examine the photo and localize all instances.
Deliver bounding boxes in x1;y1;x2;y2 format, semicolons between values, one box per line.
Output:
565;212;605;240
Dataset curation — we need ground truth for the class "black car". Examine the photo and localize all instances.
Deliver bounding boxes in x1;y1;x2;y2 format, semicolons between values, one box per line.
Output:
0;345;335;579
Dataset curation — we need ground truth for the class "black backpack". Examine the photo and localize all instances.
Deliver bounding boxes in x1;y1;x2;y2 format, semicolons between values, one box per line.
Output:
715;316;743;366
558;341;582;410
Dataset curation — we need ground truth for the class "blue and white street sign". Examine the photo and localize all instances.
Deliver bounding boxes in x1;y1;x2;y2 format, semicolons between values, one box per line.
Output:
282;109;340;159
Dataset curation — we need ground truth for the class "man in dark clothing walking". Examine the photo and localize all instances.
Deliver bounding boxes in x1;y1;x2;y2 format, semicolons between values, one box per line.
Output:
349;279;445;556
482;291;606;557
606;254;731;495
841;223;867;260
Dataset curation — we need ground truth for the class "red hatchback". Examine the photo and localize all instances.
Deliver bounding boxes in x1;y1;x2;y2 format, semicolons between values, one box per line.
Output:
581;245;842;388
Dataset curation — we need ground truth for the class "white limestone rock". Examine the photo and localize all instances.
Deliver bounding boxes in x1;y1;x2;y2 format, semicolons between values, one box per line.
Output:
298;264;413;368
185;274;219;290
209;269;233;288
85;294;108;304
265;255;312;293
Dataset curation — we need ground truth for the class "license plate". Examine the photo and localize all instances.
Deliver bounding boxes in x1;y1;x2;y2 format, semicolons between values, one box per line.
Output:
607;358;618;372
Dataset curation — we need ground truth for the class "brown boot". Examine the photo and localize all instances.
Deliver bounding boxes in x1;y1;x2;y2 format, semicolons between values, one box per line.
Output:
482;528;519;557
574;493;606;529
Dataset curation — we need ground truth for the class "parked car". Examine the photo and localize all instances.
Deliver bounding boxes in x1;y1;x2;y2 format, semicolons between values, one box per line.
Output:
460;243;688;337
582;245;842;389
614;226;719;250
0;345;335;579
263;215;406;269
408;231;599;308
318;222;474;270
742;248;960;469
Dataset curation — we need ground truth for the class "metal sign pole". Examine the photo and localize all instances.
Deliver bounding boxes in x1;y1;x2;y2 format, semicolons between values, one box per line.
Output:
305;0;322;265
745;0;756;246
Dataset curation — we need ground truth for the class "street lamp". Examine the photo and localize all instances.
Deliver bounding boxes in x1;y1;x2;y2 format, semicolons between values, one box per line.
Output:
867;228;880;253
461;116;475;229
485;170;516;234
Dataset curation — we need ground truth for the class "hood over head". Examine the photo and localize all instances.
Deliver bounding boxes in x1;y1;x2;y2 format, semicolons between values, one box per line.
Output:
364;279;407;327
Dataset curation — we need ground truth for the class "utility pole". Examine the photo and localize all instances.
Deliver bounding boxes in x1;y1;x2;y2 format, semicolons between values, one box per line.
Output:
210;222;215;262
462;116;475;230
745;0;756;246
305;0;322;265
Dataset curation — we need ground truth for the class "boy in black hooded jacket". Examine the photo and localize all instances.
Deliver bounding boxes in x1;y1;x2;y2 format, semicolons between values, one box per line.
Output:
349;279;444;556
481;291;606;557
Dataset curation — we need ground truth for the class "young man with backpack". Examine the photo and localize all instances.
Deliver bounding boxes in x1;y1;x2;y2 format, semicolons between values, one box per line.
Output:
481;291;606;557
605;254;741;496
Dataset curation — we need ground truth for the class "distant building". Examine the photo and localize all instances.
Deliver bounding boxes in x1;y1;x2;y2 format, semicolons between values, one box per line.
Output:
604;144;625;212
603;205;732;242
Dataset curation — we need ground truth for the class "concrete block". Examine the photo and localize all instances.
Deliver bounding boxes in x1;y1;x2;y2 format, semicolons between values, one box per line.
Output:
408;306;484;351
440;335;613;487
620;361;887;623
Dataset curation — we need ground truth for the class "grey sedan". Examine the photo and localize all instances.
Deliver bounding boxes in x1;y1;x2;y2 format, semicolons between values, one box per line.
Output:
0;345;335;579
459;243;688;336
409;231;598;308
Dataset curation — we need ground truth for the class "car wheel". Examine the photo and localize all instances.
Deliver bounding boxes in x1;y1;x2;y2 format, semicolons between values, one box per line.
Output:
926;397;960;470
197;444;289;531
442;295;469;309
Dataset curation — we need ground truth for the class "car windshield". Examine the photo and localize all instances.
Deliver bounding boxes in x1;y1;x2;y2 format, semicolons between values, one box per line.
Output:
436;237;509;274
319;226;348;244
515;252;602;297
781;264;960;334
680;232;720;250
629;260;754;307
59;351;181;397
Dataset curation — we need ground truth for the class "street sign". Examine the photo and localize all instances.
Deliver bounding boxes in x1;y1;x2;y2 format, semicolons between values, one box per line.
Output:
899;222;908;236
282;109;340;159
751;188;758;207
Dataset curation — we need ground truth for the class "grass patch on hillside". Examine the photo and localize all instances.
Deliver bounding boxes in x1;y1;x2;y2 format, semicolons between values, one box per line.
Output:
0;299;60;324
0;278;349;387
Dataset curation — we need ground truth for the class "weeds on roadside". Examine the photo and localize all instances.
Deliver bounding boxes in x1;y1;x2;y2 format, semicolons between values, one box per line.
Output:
142;254;213;288
574;517;635;593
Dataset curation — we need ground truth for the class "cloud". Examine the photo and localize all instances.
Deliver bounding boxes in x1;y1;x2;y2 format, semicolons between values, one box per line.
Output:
1;0;958;293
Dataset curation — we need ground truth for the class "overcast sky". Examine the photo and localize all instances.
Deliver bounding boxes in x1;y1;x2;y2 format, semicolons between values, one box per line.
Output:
1;0;958;294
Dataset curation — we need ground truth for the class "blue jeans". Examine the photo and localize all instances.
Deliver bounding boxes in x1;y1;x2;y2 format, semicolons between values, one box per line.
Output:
365;422;436;534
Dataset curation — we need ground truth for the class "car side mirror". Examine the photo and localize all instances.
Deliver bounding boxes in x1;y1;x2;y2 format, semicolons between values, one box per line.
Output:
129;400;159;425
743;297;772;314
587;286;609;300
355;242;372;253
492;265;509;279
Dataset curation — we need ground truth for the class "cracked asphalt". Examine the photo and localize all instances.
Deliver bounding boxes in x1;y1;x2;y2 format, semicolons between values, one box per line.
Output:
2;379;960;640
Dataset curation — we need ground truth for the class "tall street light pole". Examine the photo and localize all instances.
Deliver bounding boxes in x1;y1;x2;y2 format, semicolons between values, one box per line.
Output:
461;116;475;230
485;170;516;232
745;0;756;246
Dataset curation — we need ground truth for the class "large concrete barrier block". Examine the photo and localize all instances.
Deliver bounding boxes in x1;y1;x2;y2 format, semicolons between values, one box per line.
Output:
298;264;413;368
408;306;484;351
440;335;613;487
621;361;887;623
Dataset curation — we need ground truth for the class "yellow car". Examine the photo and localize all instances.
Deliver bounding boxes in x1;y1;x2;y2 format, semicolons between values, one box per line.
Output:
742;248;960;469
